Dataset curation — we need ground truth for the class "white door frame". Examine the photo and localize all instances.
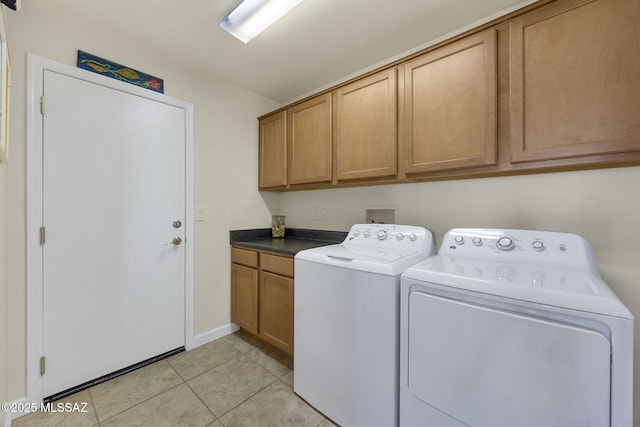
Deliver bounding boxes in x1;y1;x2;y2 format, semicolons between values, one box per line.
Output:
26;53;194;403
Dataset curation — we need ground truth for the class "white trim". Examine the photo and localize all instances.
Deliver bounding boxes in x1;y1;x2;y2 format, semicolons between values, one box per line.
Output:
26;53;195;403
193;323;240;348
4;396;28;424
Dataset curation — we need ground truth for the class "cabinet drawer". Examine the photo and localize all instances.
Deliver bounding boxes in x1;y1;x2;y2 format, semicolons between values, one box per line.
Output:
261;253;294;277
231;247;259;268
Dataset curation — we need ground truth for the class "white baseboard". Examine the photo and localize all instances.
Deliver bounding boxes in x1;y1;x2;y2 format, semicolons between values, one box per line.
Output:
192;323;239;348
4;396;28;425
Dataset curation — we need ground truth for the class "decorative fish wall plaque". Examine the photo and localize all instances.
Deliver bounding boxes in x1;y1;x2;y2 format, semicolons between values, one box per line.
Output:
77;50;164;93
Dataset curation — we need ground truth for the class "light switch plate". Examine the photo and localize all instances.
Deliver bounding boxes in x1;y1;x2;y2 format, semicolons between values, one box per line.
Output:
196;206;206;222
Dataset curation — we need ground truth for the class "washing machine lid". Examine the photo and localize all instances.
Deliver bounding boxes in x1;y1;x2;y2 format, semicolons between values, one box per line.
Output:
402;255;633;319
296;243;428;276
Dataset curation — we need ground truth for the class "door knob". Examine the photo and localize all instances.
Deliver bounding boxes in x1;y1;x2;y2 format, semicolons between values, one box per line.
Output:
166;237;182;246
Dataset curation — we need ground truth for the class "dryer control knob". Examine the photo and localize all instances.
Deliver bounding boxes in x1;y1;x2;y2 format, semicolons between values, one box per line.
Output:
408;233;417;241
472;237;483;246
496;237;515;251
396;233;404;241
454;236;464;245
353;230;361;237
363;231;371;238
377;230;388;240
531;241;545;252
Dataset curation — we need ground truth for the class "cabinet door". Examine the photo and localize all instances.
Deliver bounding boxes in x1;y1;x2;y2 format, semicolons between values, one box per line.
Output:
403;29;497;173
288;94;332;185
259;271;294;355
510;0;640;163
231;263;258;334
335;68;397;180
259;111;287;189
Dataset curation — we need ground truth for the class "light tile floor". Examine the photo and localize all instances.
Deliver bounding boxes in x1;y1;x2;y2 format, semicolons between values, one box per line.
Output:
13;331;337;427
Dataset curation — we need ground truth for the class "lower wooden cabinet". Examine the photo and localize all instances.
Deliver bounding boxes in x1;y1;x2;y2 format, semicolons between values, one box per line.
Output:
259;271;294;354
231;263;258;334
230;246;294;355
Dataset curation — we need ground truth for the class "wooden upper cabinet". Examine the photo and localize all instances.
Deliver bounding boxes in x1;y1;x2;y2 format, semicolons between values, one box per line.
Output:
403;29;497;174
259;111;287;189
334;68;398;181
510;0;640;163
288;94;332;185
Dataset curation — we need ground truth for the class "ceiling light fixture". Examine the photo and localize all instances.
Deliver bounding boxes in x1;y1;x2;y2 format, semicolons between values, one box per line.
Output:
220;0;305;43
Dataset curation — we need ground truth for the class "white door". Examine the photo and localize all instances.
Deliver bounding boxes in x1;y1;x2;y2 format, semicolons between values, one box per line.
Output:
41;70;186;397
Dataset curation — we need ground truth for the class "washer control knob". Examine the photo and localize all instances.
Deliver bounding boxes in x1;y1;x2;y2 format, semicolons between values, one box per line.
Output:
396;233;404;241
377;230;388;240
353;230;361;237
454;236;464;245
363;231;371;238
496;237;515;251
531;241;545;252
408;233;417;242
472;237;482;246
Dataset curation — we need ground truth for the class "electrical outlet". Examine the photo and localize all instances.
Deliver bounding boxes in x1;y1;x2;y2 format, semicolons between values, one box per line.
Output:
313;206;328;221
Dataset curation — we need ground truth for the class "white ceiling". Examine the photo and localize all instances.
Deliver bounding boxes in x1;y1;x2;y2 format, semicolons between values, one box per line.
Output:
42;0;533;103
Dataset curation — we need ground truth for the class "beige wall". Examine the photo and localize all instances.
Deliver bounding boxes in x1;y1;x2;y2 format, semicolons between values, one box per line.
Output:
0;7;9;426
4;1;279;400
1;157;8;426
279;166;640;422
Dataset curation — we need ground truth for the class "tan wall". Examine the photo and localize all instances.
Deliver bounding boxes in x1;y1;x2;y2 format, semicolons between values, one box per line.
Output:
0;150;8;427
4;1;280;400
279;166;640;422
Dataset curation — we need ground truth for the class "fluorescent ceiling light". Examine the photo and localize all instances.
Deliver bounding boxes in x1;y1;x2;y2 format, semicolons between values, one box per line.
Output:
220;0;305;43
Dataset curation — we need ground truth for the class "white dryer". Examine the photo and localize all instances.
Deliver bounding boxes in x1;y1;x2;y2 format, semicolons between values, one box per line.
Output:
400;228;633;427
295;224;435;427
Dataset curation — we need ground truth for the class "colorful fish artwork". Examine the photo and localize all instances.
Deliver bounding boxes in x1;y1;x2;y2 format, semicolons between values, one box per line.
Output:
77;51;164;93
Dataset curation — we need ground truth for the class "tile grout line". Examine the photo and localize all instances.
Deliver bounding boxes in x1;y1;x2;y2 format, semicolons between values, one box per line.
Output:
92;361;186;425
181;365;223;425
188;350;281;422
215;372;280;421
96;381;186;425
86;387;100;427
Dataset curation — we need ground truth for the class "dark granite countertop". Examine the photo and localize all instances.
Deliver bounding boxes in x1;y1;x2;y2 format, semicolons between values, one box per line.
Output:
230;228;347;256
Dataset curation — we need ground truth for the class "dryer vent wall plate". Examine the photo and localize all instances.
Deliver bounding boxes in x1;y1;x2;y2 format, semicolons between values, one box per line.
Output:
365;208;395;224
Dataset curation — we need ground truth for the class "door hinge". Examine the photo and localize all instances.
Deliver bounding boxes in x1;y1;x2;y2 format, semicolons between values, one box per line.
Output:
40;95;45;115
39;226;46;245
40;356;46;375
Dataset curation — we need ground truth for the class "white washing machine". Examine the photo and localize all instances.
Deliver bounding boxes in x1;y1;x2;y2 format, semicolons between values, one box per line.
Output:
295;223;435;427
400;228;634;427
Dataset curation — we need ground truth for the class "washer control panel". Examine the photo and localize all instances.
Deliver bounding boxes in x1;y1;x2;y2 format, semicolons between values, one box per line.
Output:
440;228;597;272
345;224;433;255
